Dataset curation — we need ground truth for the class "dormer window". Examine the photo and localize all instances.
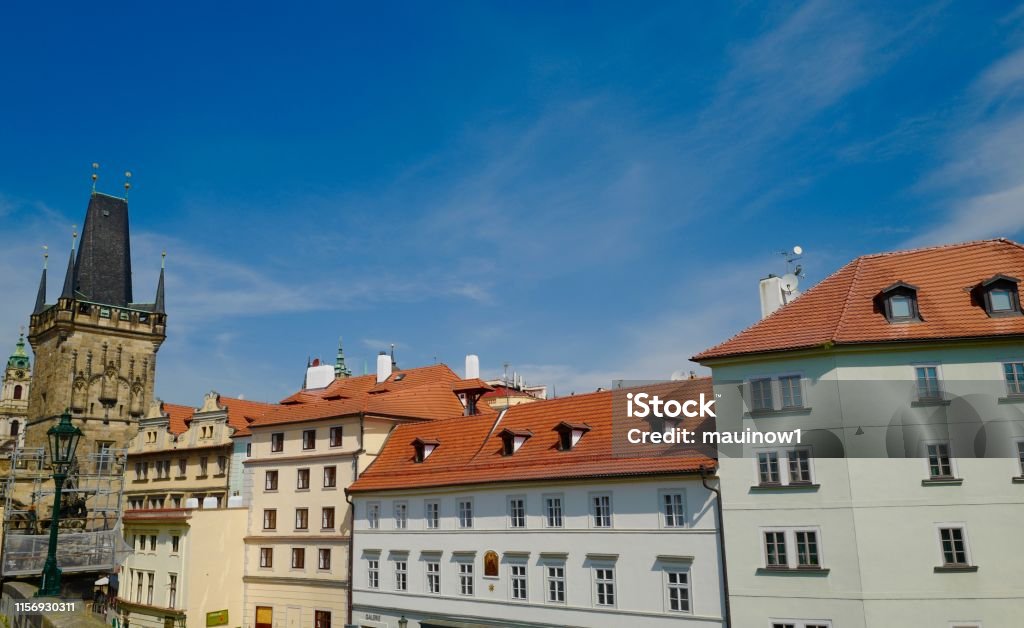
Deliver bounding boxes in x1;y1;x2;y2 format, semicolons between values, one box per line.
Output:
978;274;1022;317
554;421;591;451
878;281;921;323
499;429;532;456
413;438;439;463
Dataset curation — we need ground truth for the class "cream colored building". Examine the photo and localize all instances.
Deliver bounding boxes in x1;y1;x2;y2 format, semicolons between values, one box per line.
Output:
119;392;273;627
243;359;485;628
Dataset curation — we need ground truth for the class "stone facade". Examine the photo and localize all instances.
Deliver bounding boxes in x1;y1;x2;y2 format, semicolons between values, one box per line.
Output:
0;333;30;449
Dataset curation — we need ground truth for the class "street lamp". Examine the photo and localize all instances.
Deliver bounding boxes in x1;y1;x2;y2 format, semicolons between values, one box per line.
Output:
36;411;82;597
397;617;408;628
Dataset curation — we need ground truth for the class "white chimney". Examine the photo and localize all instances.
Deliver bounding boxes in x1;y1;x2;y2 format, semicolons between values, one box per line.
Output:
305;358;336;390
759;276;786;319
376;352;392;383
465;354;480;380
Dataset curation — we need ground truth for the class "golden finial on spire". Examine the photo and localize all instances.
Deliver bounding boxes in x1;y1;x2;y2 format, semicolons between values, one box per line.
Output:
124;170;132;197
91;162;99;193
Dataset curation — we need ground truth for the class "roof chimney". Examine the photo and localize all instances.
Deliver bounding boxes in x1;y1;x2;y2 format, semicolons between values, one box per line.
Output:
376;351;392;383
759;276;785;319
465;354;480;380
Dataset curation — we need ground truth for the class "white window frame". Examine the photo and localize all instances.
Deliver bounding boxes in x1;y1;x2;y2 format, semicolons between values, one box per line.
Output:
509;560;528;602
754;447;816;485
760;526;825;570
589;492;613;529
749;376;775;411
393;501;408;529
425;558;441;594
591;563;616;608
777;372;805;409
543;494;564;528
424;500;440;529
367;556;380;589
769;621;833;628
663;564;692;614
458;560;475;596
921;439;958;480
935;522;973;567
755;450;782;485
457;498;474;529
367;502;381;529
393;557;408;591
1016;439;1024;478
659;489;687;528
508;495;527;529
544;562;567;604
913;363;944;401
1004;361;1024;396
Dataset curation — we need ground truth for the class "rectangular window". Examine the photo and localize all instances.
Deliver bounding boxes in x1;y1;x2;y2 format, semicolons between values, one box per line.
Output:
178;458;187;477
1005;362;1024;395
546;565;566;603
795;530;819;567
1018;441;1024;477
591;494;612;528
135;570;143;602
246;442;251;457
368;558;379;588
459;562;474;595
367;502;380;529
263;509;277;530
260;547;273;567
394;502;408;529
323;466;337;488
322;507;335;530
916;366;941;400
425;501;440;529
314;610;331;628
149;535;156;551
427;560;441;594
765;531;787;567
264;470;278;491
295;508;309;530
458;499;473;528
779;375;803;408
940;527;969;566
751;377;773;411
329;425;343;447
510;563;527;600
171;535;180;553
758;452;780;484
318;548;331;570
217;456;227;475
509;497;526;528
662;492;685;527
302;429;316;450
146;572;154;605
168;573;177;608
297;468;310;490
270;432;284;452
927;443;953;479
788;449;812;483
394;559;408;591
199;456;209;476
291;547;305;569
666;569;690;612
594;567;615;606
544;495;563;528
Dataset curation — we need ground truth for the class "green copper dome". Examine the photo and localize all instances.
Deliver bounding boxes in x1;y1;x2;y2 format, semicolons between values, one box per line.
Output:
8;333;30;370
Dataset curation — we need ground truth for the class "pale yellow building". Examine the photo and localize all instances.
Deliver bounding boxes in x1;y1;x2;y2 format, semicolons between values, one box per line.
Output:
243;361;488;628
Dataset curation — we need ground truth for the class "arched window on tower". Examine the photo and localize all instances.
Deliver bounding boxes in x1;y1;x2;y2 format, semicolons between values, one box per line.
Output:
10;420;19;437
13;385;22;400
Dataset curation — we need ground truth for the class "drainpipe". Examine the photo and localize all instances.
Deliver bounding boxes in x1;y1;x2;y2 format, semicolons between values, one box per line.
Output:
701;465;731;628
344;485;355;627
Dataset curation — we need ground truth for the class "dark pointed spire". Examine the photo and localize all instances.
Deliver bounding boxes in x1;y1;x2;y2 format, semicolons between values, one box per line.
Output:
61;245;76;300
153;251;166;314
335;337;351;378
75;193;133;306
33;248;48;314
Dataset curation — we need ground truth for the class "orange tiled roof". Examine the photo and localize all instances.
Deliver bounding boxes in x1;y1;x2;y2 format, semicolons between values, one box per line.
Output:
694;239;1024;361
160;396;274;436
162;403;195;436
348;378;716;493
254;364;470;428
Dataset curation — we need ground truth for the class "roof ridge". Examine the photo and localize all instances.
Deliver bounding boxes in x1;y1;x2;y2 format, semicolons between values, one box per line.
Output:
857;237;1020;260
833;256;866;341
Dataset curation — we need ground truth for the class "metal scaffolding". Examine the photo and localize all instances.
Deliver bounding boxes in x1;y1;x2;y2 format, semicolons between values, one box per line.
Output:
1;447;132;577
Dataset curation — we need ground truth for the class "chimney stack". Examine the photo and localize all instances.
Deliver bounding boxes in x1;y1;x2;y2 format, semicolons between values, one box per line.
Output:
759;276;785;319
376;352;392;383
465;354;480;380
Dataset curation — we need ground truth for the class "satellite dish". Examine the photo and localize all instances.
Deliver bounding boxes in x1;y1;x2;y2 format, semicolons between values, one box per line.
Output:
793;245;803;255
781;273;800;292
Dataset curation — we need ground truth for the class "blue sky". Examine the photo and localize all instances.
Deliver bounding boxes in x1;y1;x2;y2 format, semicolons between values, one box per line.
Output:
3;1;1024;404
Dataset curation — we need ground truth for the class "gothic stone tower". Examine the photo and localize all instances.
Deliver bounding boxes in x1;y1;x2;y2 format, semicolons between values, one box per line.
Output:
25;191;166;456
0;333;31;448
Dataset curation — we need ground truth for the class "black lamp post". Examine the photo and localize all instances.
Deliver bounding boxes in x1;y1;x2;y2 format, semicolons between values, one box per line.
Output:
397;617;408;628
36;411;82;598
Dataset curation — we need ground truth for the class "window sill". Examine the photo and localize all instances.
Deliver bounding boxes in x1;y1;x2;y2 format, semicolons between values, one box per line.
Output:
756;567;830;576
296;488;310;492
934;565;978;573
998;395;1024;404
750;483;820;493
911;399;951;407
922;478;963;486
323;486;337;491
1012;476;1024;484
749;407;812;417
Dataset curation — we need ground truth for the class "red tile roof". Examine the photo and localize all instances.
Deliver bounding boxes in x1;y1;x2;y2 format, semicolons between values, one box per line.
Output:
160;396;275;436
253;364;472;428
348;378;716;493
694;239;1024;361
